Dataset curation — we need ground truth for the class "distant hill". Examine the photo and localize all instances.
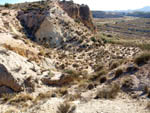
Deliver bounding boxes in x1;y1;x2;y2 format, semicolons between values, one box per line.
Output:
111;6;150;13
92;6;150;18
136;6;150;12
92;11;124;18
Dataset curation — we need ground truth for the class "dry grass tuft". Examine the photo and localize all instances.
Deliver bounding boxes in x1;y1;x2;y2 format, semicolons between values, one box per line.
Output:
34;91;52;103
3;44;40;63
8;93;33;105
0;93;34;108
1;93;17;103
66;93;82;101
57;102;76;113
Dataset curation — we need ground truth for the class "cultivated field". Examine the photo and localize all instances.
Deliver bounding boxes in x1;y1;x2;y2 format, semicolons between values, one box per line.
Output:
95;17;150;50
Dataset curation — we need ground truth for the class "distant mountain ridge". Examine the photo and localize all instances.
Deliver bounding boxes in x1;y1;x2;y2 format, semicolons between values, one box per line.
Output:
112;6;150;12
92;6;150;18
136;6;150;12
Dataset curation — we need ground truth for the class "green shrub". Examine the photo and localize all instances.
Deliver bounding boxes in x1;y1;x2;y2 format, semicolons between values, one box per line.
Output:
4;3;11;8
91;37;96;42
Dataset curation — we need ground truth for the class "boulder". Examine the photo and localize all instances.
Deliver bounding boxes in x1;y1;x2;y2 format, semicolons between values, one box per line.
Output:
0;64;22;92
17;11;46;38
0;46;41;92
41;73;73;86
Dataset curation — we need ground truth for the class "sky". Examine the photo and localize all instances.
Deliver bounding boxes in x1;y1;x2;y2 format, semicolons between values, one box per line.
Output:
0;0;150;11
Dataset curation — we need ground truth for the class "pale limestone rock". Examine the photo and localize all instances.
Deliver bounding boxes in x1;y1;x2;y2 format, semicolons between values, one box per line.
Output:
0;47;41;91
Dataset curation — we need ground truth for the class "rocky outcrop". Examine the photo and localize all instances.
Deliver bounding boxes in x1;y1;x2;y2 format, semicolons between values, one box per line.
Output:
17;1;95;48
59;1;96;32
41;73;73;86
0;64;22;92
17;10;47;40
0;46;41;92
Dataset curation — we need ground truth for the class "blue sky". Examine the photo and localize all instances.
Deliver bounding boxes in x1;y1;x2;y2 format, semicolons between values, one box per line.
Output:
1;0;150;11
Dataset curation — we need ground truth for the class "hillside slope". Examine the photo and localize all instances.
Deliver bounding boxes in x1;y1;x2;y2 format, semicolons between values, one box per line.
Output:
0;1;149;113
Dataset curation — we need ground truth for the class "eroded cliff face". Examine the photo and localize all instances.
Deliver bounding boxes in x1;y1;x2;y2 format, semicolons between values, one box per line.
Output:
59;1;96;32
17;1;95;48
17;2;49;40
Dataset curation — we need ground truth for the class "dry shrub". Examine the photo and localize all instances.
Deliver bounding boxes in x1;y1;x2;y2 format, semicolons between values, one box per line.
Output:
66;93;82;101
93;64;104;72
57;102;76;113
3;44;40;63
63;69;82;83
121;77;133;92
9;93;33;104
114;68;123;78
95;83;120;99
99;76;107;84
143;85;149;94
34;91;52;103
89;69;107;81
1;93;17;103
134;52;150;65
54;87;68;97
64;69;81;78
109;61;120;70
2;93;33;107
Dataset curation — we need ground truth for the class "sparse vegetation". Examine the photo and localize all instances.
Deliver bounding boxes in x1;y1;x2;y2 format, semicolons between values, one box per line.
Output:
63;69;81;80
34;91;52;103
143;85;149;94
114;68;123;78
8;93;33;105
134;52;150;65
1;93;17;104
89;69;107;81
121;77;133;92
3;44;40;63
57;87;68;96
67;93;82;101
57;102;76;113
95;83;120;99
99;76;107;84
93;64;104;72
91;37;97;42
0;1;150;113
109;61;120;70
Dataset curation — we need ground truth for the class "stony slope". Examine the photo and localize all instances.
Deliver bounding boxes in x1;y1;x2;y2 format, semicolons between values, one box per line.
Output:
0;1;149;113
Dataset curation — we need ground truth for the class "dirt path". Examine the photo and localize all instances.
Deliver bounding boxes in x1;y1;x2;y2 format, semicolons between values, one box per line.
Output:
76;98;149;113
